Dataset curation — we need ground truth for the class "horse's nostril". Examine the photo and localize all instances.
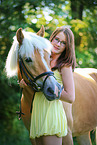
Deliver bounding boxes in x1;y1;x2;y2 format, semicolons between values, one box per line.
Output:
47;87;54;94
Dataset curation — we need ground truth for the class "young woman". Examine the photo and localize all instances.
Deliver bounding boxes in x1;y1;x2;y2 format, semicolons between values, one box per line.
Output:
20;26;76;145
49;26;76;103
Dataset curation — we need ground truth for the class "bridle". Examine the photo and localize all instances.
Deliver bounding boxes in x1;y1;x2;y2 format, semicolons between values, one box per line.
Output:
16;53;54;119
18;53;54;92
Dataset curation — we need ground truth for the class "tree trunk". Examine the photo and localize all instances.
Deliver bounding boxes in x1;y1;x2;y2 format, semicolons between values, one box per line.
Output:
70;0;84;20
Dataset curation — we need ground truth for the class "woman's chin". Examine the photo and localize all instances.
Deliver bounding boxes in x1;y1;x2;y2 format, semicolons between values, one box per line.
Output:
52;49;59;54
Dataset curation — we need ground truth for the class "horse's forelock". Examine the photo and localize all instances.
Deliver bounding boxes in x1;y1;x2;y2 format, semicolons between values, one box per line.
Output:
5;31;52;77
20;31;52;57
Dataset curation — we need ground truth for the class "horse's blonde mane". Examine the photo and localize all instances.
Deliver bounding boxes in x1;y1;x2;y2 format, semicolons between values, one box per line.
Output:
5;30;53;77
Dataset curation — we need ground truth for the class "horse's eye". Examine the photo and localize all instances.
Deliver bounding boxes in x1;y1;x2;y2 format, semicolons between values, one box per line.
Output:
25;57;32;63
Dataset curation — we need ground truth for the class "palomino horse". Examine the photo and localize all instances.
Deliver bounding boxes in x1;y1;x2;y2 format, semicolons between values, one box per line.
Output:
5;26;97;145
5;25;62;133
63;68;97;145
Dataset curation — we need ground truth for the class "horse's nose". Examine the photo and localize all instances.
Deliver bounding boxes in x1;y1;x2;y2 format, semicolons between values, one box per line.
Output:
47;87;54;95
43;86;56;101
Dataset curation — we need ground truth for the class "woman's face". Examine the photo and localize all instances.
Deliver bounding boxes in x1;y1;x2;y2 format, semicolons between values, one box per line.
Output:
51;32;66;55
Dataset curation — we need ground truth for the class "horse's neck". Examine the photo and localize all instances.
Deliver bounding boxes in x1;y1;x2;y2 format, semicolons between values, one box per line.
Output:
18;69;34;101
22;88;34;104
23;87;34;97
21;87;34;132
17;65;22;82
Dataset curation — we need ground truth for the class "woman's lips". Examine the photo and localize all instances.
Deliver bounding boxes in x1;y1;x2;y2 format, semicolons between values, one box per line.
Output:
54;46;59;50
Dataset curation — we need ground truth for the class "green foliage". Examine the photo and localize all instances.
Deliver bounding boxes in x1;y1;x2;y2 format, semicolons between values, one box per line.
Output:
75;47;97;68
0;118;31;145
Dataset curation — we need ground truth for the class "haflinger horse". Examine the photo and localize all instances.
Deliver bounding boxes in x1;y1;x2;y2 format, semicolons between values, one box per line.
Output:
5;26;97;145
64;68;97;145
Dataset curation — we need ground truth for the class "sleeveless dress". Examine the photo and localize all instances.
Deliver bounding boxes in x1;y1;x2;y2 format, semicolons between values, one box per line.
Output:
30;70;67;139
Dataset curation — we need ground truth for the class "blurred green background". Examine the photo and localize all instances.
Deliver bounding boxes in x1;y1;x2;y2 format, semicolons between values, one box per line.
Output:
0;0;97;144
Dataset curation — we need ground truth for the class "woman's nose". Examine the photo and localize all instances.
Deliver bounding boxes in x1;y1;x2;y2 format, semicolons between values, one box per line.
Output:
57;41;61;46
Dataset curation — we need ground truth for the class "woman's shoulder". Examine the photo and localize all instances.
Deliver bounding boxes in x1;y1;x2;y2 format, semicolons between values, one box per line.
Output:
60;66;73;76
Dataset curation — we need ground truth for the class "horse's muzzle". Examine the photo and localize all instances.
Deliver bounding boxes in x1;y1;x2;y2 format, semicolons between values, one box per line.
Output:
43;81;63;101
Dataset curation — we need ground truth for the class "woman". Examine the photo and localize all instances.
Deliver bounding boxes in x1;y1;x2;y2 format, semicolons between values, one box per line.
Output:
20;26;76;145
49;26;76;103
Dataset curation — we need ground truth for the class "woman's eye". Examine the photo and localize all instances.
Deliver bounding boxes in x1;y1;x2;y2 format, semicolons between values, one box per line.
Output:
55;38;58;41
62;41;66;45
25;57;32;63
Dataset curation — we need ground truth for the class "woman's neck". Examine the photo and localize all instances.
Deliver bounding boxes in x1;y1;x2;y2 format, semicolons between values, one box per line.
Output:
50;53;60;69
51;53;60;60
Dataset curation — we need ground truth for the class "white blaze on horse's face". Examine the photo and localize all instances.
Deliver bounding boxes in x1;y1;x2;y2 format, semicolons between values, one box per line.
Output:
22;48;51;84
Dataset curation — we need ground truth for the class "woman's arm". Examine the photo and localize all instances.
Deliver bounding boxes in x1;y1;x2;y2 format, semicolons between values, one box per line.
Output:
60;66;75;103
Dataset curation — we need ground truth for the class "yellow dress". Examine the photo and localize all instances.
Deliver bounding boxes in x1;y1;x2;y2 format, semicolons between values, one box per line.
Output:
30;70;67;139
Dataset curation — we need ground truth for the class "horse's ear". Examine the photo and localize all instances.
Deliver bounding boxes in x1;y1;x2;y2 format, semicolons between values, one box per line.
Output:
37;25;45;37
16;28;24;45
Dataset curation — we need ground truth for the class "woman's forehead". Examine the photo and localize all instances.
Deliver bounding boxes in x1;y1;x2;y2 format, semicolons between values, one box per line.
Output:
55;32;66;41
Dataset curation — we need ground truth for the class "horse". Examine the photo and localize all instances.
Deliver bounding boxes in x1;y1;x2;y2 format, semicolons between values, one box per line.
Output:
5;26;62;144
5;26;97;145
63;68;97;145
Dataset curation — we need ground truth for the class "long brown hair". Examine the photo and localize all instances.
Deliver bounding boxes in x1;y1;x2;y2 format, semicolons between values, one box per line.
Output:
49;26;76;71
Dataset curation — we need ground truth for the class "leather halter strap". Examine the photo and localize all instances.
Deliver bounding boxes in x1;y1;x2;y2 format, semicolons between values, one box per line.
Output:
17;53;54;119
19;54;54;92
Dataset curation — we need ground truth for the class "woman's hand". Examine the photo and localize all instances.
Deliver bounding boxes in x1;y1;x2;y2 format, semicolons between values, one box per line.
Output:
19;79;27;88
54;84;63;99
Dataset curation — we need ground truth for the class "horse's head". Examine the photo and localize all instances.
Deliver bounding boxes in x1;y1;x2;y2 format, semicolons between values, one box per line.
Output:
5;26;62;101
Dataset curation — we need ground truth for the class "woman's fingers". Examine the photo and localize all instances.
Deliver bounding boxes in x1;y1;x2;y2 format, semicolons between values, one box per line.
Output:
19;79;27;88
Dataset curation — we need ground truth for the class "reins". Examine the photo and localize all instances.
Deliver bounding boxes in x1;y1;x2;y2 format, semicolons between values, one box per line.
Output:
16;88;24;120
